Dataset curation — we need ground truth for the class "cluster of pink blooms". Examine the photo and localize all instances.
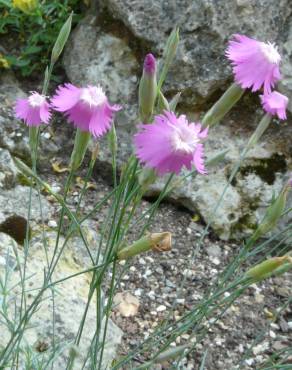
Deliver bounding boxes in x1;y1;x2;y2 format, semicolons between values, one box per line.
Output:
226;34;288;120
15;84;121;138
15;35;289;177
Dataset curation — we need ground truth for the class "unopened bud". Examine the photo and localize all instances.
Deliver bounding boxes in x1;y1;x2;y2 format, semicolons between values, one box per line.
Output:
70;129;91;171
51;13;73;64
139;53;157;122
246;256;291;281
252;182;291;241
117;232;171;260
138;167;157;191
158;28;180;90
202;83;244;127
107;125;118;157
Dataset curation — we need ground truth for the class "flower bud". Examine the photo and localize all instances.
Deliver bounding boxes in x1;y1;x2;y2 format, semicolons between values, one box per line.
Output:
69;129;91;171
107;124;118;157
252;180;292;241
138;167;157;192
139;53;157;122
246;256;291;281
158;28;180;90
202;83;244;127
51;13;73;64
117;232;171;260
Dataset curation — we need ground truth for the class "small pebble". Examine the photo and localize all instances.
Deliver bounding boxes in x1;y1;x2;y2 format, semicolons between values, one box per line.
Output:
245;358;254;366
48;220;57;228
156;305;167;312
42;132;51;139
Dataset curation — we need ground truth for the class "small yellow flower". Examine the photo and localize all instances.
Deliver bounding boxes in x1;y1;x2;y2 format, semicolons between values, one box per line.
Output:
12;0;38;14
0;54;10;69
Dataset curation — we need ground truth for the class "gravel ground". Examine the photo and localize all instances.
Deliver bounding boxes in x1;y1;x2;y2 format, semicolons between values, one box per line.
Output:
42;153;292;370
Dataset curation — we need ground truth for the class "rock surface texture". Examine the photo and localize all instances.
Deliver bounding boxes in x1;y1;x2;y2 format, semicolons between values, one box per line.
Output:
63;0;292;239
0;231;122;369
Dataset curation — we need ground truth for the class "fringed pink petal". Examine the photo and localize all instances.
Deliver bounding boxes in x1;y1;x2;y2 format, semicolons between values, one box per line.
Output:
65;102;92;131
134;111;208;176
51;83;81;112
15;99;30;121
39;101;51;124
193;144;207;174
260;91;288;120
89;104;113;138
226;34;281;93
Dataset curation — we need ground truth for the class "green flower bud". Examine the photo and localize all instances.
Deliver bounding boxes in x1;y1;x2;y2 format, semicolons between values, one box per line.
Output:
117;232;171;260
138;167;157;192
51;13;73;65
69;129;91;171
252;180;291;241
246;256;290;281
158;28;179;91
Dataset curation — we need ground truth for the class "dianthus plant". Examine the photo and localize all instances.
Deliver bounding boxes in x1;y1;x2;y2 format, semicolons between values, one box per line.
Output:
1;15;291;370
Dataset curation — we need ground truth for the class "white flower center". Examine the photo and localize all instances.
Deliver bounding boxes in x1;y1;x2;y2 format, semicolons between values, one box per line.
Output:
28;93;46;107
170;126;199;154
80;86;106;107
260;42;281;64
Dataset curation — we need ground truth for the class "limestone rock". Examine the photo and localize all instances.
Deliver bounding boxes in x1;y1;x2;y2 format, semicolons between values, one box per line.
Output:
0;231;123;368
64;0;292;109
0;185;53;225
0;149;18;189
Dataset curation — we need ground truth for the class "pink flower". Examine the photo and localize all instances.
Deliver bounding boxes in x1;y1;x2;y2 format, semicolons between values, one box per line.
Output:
51;84;121;137
226;34;281;93
134;111;208;176
260;91;288;120
14;92;51;127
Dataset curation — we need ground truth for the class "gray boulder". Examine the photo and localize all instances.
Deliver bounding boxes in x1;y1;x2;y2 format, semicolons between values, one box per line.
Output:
0;230;122;369
63;0;292;240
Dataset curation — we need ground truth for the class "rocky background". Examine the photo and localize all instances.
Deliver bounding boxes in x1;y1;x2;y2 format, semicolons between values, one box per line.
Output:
63;0;292;240
0;0;292;368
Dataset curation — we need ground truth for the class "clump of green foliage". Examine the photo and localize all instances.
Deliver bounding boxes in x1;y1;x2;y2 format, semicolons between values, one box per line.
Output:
0;0;85;76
